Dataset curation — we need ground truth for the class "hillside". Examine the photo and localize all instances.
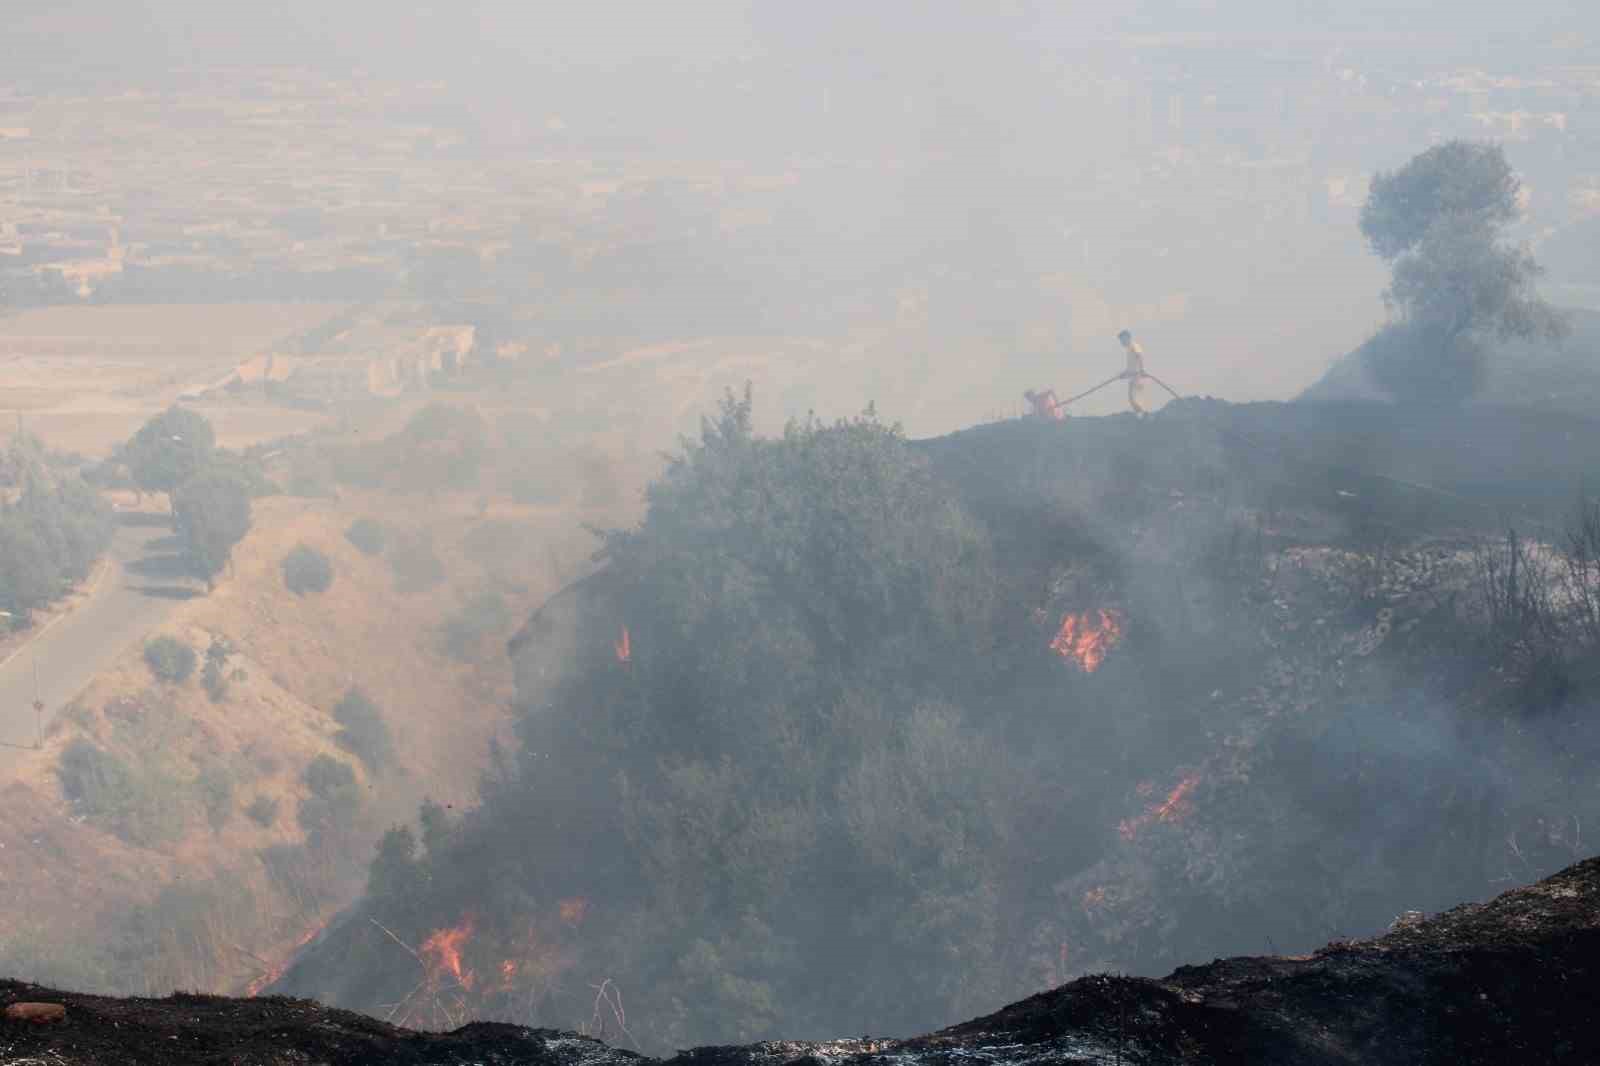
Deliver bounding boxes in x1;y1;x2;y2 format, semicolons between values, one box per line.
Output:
2;853;1598;1064
262;394;1600;1052
0;487;602;997
1299;306;1600;415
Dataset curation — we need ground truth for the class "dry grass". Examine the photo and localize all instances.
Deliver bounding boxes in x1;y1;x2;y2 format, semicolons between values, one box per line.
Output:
0;303;346;455
0;470;609;996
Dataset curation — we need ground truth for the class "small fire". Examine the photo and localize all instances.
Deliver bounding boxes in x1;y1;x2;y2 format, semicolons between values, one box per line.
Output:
1049;609;1122;672
421;918;476;991
1117;772;1202;841
615;625;631;663
558;897;589;925
498;959;519;991
245;920;326;997
1154;775;1199;823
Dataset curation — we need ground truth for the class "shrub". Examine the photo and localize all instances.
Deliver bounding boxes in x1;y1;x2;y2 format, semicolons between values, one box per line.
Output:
333;688;394;772
144;635;197;683
55;737;183;847
56;739;136;819
345;517;386;556
245;795;280;828
391;403;488;492
203;658;229;702
282;543;333;595
197;765;234;832
202;661;227;701
298;754;361;845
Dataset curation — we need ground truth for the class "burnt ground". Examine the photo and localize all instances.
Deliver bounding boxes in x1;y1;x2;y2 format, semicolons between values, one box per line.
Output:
4;854;1599;1065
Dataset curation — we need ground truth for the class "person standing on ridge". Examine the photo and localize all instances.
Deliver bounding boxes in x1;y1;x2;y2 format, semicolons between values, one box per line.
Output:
1117;329;1150;414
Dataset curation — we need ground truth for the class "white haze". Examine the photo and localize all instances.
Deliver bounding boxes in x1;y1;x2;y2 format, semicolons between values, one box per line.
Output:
8;2;1597;432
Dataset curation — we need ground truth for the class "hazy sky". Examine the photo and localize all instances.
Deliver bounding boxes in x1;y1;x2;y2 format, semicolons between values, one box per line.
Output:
9;1;1597;421
15;2;1592;78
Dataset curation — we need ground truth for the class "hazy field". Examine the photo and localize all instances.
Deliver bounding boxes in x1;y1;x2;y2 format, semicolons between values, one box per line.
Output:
0;303;346;453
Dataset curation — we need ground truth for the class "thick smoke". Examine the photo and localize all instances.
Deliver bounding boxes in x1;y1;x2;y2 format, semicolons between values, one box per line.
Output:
6;0;1600;1053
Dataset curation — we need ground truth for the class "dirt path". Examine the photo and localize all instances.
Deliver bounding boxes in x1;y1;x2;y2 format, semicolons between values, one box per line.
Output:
0;511;194;775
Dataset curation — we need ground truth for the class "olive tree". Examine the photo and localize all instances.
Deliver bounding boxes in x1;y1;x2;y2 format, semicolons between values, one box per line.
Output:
124;407;216;510
1358;141;1563;404
173;469;252;587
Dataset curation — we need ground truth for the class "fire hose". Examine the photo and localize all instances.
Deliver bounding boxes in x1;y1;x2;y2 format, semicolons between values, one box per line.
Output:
1059;371;1184;410
1049;371;1536;528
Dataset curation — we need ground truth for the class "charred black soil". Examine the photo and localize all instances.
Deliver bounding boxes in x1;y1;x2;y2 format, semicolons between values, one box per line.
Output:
5;853;1598;1064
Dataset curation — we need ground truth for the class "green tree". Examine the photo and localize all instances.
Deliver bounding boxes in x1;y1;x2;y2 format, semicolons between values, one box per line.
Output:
332;687;394;772
1358;141;1564;404
366;389;1006;1046
392;403;488;492
367;825;426;920
298;754;361;847
282;543;333;595
0;514;59;623
345;517;386;556
144;635;197;683
173;470;252;587
202;637;233;702
1359;141;1521;260
0;443;113;624
123;407;216;509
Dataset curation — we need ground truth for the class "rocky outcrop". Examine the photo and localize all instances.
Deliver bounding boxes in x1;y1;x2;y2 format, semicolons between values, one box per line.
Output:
4;854;1597;1065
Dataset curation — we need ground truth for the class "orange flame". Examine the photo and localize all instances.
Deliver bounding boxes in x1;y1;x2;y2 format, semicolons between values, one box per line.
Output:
558;897;589;925
615;625;631;663
1154;775;1199;823
1050;609;1123;672
498;959;519;991
1117;772;1202;841
421;917;476;990
245;920;326;997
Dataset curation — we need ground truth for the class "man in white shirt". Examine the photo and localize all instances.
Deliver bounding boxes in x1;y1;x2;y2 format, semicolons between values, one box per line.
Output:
1117;330;1149;414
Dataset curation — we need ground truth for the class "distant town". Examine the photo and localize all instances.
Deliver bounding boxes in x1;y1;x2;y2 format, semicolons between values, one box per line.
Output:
2;36;1597;409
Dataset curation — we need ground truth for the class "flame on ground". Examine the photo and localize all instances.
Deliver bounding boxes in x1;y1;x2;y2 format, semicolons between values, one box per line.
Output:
1049;609;1123;672
1117;772;1202;841
1154;775;1199;822
421;918;476;991
615;625;631;663
558;897;589;925
245;920;326;997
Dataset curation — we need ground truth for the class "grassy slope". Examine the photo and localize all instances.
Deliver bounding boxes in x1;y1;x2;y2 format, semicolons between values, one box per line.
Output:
0;489;600;996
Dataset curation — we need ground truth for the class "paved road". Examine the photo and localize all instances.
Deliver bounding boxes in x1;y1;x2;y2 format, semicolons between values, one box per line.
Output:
0;513;197;775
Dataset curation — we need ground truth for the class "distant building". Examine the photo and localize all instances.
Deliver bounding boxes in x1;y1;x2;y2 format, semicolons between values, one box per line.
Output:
231;322;476;400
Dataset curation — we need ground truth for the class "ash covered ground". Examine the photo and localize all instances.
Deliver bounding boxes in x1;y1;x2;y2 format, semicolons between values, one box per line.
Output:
3;852;1598;1064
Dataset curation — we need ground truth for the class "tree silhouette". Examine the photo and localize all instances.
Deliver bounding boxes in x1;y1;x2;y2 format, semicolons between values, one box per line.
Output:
1358;141;1563;404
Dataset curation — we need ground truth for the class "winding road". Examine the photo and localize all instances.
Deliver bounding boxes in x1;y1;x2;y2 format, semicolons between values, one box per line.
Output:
0;511;196;775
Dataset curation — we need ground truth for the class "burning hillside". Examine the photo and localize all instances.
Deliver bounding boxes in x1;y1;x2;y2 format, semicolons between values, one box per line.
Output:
1049;609;1122;672
267;396;1600;1052
5;854;1600;1064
